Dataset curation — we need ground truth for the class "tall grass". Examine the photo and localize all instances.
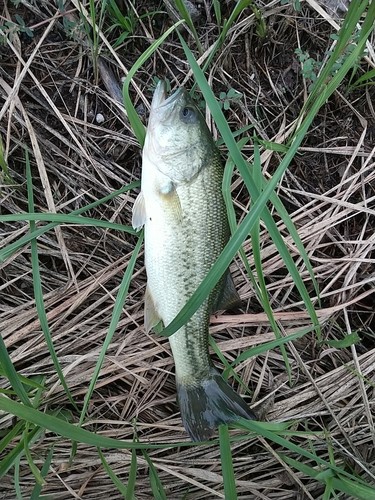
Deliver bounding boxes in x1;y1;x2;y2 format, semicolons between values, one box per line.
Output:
1;0;375;498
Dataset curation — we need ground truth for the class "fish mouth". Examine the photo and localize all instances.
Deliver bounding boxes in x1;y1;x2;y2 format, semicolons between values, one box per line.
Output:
151;80;184;110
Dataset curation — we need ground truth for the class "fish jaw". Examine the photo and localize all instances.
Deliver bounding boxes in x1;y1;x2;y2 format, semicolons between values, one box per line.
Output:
150;80;183;110
150;80;167;109
148;81;185;130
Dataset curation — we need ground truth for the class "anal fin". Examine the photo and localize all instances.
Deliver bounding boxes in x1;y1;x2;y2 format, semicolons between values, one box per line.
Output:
144;285;162;333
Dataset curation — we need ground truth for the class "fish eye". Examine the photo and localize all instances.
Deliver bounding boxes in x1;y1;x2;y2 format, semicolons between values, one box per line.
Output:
180;106;197;123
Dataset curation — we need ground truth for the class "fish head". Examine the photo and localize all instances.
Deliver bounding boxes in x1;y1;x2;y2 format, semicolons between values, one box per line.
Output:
144;81;216;183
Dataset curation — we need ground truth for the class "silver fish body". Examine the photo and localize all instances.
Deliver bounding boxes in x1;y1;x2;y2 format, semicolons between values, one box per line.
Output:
132;81;256;440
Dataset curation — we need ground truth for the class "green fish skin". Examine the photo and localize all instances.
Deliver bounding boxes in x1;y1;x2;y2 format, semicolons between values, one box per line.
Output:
132;81;256;441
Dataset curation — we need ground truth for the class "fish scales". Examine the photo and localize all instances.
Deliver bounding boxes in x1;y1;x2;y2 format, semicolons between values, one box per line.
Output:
146;154;226;378
132;81;256;440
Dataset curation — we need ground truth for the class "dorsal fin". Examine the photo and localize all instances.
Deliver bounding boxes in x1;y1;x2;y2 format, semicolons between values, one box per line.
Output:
144;286;162;332
213;271;242;312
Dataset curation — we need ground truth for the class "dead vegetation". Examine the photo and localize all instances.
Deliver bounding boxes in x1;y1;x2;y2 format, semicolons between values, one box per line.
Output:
0;0;374;498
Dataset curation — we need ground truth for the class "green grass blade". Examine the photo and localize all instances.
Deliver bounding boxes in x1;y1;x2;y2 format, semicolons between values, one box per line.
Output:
0;420;24;454
0;134;13;183
23;427;45;486
122;20;184;146
0;336;31;406
281;454;375;500
29;376;45;409
280;454;333;480
127;448;138;499
213;0;221;28
79;233;144;424
220;0;252;41
233;326;314;364
219;425;238;500
198;0;252;79
175;0;203;53
98;448;130;497
222;153;270;368
30;446;54;500
306;0;370;107
322;481;334;500
88;0;99;77
14;456;21;500
0;212;135;233
236;419;373;488
304;2;374;117
231;147;321;322
332;476;375;500
222;140;257;282
142;449;167;500
251;139;291;378
209;336;250;392
0;425;43;478
221;139;249;248
0;372;44;392
25;151;76;409
268;191;320;302
351;67;375;88
0;180;139;263
0;396;194;450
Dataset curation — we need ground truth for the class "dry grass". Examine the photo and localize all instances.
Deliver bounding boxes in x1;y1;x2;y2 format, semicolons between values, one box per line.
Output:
1;0;375;498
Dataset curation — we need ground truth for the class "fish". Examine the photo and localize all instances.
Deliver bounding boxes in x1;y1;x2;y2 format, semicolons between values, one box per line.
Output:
132;81;256;441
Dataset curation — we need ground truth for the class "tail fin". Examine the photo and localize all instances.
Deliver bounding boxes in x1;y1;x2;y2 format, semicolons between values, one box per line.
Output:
177;368;257;441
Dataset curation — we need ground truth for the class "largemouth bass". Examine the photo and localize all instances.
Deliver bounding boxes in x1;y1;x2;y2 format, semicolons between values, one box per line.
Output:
132;81;256;441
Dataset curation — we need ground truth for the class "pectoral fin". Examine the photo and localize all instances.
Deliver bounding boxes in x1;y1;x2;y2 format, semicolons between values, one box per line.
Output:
213;271;242;312
144;286;162;332
132;192;146;231
159;181;182;224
